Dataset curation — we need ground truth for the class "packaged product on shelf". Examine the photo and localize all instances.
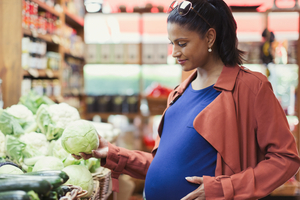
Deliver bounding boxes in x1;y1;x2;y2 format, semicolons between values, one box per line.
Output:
22;37;30;53
32;80;44;96
21;79;32;96
43;80;53;97
46;51;61;70
37;12;48;35
97;95;112;113
53;79;61;97
29;1;38;31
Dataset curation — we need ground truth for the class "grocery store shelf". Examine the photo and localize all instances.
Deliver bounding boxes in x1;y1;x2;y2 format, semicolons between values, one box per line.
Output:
31;0;61;17
64;48;85;61
22;28;59;44
266;7;300;12
84;112;141;120
23;69;60;78
64;9;84;28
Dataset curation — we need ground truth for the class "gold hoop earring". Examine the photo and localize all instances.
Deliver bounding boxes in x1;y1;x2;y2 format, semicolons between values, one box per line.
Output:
208;48;212;53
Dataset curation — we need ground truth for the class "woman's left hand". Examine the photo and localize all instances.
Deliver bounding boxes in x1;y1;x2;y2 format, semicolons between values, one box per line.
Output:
180;176;205;200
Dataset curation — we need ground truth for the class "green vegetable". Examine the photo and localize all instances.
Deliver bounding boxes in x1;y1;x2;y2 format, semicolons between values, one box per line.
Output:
6;104;38;133
19;132;49;156
0;178;52;195
32;156;64;172
26;170;69;183
81;158;100;173
19;90;55;114
0;164;24;174
43;191;58;200
0;190;31;200
0;131;5;157
62;165;94;197
0;174;64;189
62;154;82;167
60;185;71;194
0;109;24;137
61;120;99;155
27;190;40;200
48;138;69;161
36;103;80;141
53;186;64;198
5;135;45;168
5;135;26;165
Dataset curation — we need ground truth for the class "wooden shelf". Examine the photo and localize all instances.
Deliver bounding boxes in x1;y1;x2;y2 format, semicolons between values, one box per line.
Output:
63;48;85;60
266;7;300;12
31;0;61;17
84;112;141;120
23;69;60;78
64;8;84;28
22;28;59;44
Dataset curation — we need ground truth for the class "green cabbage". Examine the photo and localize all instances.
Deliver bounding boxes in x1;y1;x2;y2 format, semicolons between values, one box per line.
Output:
32;156;64;172
61;120;99;155
63;165;94;197
0;164;24;174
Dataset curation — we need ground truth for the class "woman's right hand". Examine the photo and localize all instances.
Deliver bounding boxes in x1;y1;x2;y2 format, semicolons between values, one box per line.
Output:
72;134;109;160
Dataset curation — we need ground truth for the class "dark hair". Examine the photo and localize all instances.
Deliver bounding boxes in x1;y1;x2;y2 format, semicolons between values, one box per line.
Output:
167;0;244;66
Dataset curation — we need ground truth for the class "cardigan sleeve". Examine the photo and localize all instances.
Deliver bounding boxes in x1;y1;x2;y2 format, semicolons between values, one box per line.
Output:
101;142;154;192
203;80;300;200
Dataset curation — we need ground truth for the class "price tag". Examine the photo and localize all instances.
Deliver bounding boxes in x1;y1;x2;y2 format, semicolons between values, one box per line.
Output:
46;69;54;78
28;68;39;78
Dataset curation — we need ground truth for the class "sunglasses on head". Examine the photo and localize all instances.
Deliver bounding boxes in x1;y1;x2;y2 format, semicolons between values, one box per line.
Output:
167;0;212;27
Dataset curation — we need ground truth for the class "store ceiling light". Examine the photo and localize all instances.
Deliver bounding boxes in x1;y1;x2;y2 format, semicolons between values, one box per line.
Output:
84;0;103;13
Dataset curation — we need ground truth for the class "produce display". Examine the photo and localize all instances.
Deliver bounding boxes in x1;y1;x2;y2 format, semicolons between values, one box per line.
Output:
0;91;119;199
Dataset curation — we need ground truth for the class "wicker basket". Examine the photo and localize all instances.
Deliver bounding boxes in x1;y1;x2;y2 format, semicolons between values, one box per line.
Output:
146;96;168;115
59;167;112;200
91;167;112;200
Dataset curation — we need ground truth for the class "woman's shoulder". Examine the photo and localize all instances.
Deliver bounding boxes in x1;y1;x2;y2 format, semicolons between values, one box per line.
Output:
236;65;271;94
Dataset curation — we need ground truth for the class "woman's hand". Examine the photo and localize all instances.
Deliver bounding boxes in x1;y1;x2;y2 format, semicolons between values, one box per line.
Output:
181;176;205;200
72;134;109;160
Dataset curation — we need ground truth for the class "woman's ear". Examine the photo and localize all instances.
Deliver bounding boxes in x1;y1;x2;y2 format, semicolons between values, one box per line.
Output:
206;28;216;49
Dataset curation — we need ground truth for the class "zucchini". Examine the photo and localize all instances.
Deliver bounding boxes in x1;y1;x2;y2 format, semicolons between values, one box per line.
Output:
53;186;64;198
26;170;69;182
0;174;64;188
0;178;51;195
0;190;31;200
43;191;58;200
60;185;71;195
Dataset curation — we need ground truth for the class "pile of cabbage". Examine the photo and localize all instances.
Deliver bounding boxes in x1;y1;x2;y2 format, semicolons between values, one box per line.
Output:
0;91;119;174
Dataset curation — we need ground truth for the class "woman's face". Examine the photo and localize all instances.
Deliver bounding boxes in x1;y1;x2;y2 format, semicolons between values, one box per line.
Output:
167;22;210;71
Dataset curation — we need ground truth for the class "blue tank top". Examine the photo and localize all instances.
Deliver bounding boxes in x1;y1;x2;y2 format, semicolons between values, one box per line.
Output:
144;83;221;200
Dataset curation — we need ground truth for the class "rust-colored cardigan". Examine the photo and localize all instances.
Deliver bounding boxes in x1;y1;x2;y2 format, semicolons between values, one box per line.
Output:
102;65;300;199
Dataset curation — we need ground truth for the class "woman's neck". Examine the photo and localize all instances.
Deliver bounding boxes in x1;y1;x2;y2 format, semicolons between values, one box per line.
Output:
192;60;224;90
